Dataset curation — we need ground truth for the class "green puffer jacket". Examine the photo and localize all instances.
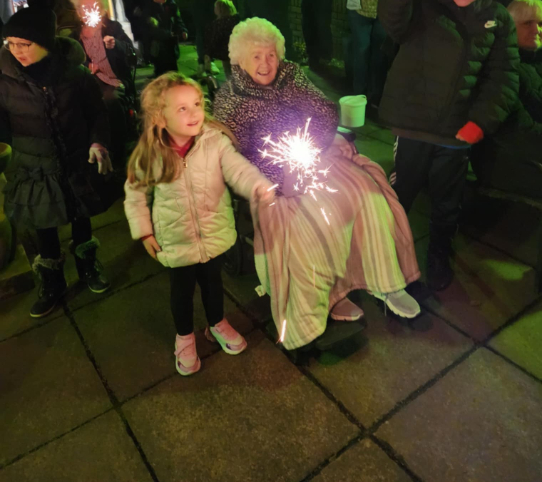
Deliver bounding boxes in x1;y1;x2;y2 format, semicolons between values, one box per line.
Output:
378;0;520;144
124;126;274;268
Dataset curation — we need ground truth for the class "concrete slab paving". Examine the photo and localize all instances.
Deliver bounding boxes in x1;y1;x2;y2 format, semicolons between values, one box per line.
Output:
461;196;540;268
0;411;152;482
408;209;430;242
73;271;254;402
311;439;412;482
0;317;111;466
354;137;394;175
222;269;272;322
418;235;539;340
0;288;63;342
308;299;472;427
123;331;359;482
62;219;164;312
376;348;542;482
489;300;542;380
364;126;396;147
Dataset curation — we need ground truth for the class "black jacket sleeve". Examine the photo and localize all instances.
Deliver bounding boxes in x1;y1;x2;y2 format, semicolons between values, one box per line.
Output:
80;72;110;149
468;5;520;135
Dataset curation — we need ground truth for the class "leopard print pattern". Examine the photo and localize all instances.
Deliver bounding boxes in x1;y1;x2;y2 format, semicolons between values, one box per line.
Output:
213;61;339;195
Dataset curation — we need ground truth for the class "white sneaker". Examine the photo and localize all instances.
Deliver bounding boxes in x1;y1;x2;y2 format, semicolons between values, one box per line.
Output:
174;333;201;376
330;298;364;321
371;289;421;318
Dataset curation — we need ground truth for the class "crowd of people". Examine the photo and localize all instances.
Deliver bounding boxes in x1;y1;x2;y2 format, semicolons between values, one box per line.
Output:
1;0;540;374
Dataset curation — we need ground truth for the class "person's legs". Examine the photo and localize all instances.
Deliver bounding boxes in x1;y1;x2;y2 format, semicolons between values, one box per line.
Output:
195;256;224;327
170;264;198;335
368;18;388;106
393;137;434;213
301;0;319;67
32;227;66;317
71;217;110;293
347;10;372;95
427;146;470;290
170;264;201;375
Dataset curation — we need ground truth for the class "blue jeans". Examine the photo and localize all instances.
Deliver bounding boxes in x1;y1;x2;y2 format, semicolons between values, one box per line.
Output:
347;10;388;104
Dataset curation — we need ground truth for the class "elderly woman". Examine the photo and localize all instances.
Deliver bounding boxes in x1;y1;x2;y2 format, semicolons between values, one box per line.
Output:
213;18;421;351
471;0;542;199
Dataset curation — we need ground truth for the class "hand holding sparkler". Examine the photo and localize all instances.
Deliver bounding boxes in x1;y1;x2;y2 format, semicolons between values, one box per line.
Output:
254;182;276;206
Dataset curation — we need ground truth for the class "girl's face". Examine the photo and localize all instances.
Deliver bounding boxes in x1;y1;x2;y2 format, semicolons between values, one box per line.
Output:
160;85;205;146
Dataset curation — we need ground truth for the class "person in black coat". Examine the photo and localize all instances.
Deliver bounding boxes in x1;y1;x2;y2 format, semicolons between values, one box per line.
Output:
378;0;520;291
1;7;112;317
471;0;542;199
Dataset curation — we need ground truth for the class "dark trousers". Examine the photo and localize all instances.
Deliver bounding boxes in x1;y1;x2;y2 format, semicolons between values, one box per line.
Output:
301;0;333;64
169;256;224;336
36;218;92;260
347;10;388;105
394;138;470;239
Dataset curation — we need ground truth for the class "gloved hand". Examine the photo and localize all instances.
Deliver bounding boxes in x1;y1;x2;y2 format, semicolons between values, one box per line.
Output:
456;121;484;144
88;143;113;175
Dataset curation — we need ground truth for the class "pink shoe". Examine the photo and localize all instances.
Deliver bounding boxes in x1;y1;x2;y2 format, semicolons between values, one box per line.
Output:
174;333;201;376
330;298;364;321
205;319;247;355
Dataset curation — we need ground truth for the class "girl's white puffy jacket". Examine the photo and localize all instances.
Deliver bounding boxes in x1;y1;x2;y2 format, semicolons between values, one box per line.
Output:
124;126;273;268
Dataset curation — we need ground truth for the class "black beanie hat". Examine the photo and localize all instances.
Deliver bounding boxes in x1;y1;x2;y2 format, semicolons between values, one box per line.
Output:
3;8;57;51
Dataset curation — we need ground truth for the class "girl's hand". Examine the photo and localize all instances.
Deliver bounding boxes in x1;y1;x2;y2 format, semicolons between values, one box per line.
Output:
142;235;161;259
254;183;276;205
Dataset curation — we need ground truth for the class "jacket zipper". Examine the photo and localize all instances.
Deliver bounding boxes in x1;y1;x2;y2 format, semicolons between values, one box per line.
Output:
182;144;209;263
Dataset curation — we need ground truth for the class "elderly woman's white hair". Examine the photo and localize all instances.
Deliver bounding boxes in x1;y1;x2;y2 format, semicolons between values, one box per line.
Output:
228;17;286;66
508;0;542;22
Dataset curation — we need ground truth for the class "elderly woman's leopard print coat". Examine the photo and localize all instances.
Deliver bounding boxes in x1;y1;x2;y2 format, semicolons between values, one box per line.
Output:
213;61;339;194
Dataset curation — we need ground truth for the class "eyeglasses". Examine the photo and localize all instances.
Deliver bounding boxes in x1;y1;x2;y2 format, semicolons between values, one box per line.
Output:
3;40;33;53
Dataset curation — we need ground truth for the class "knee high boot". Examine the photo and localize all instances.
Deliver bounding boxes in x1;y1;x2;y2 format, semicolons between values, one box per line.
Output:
70;237;111;294
30;253;67;318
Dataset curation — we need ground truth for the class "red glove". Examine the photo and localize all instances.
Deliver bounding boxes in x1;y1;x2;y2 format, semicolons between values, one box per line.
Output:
456;121;484;144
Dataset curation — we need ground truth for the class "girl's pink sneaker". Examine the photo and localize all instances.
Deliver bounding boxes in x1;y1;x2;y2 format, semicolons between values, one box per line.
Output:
174;333;201;376
205;319;247;355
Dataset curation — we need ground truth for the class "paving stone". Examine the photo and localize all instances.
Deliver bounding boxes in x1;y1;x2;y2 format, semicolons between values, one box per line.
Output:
0;411;152;482
419;235;538;340
461;195;540;268
312;439;412;482
365;126;396;146
0;318;111;465
0;288;63;342
73;272;254;402
489;300;542;380
307;299;472;426
62;219;164;312
376;348;542;482
123;331;359;482
222;270;271;322
408;209;429;242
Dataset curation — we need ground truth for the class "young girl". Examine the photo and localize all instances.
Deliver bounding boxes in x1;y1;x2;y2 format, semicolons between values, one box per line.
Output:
124;73;274;376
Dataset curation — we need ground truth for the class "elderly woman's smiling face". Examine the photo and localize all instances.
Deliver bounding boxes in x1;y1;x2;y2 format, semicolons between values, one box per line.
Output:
240;45;279;86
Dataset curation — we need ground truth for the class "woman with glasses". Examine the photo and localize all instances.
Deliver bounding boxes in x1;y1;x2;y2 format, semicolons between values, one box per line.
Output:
1;6;113;318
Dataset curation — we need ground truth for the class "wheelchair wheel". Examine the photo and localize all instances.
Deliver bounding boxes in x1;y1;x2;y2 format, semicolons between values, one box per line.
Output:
223;235;244;276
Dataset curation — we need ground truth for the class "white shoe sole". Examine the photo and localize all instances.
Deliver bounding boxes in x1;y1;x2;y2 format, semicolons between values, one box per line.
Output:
329;312;363;321
371;293;420;319
175;356;201;376
205;328;247;355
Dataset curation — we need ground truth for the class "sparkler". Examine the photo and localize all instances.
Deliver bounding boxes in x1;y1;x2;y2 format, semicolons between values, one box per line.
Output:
279;319;288;344
82;2;102;27
260;118;333;199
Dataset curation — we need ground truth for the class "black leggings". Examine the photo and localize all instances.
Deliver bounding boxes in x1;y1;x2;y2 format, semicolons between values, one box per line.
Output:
169;256;224;336
35;218;92;260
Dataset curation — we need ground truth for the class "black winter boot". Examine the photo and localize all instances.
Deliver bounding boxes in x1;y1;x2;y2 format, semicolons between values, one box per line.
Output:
30;254;67;318
71;237;111;293
427;226;455;292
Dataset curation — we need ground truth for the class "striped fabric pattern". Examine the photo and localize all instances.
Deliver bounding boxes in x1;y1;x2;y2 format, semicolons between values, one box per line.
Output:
252;141;420;350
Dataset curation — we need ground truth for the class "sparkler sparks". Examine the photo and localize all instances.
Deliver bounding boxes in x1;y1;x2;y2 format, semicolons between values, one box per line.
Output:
260;118;333;199
82;2;101;27
279;319;287;344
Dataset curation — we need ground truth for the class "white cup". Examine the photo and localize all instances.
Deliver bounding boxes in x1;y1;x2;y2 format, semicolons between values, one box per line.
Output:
339;95;367;128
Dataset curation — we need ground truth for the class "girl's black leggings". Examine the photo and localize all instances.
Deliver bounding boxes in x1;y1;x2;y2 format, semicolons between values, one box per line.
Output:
35;217;92;260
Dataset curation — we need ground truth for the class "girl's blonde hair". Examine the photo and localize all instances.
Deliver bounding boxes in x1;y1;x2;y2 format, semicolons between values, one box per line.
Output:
215;0;237;18
228;17;286;65
127;72;237;187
